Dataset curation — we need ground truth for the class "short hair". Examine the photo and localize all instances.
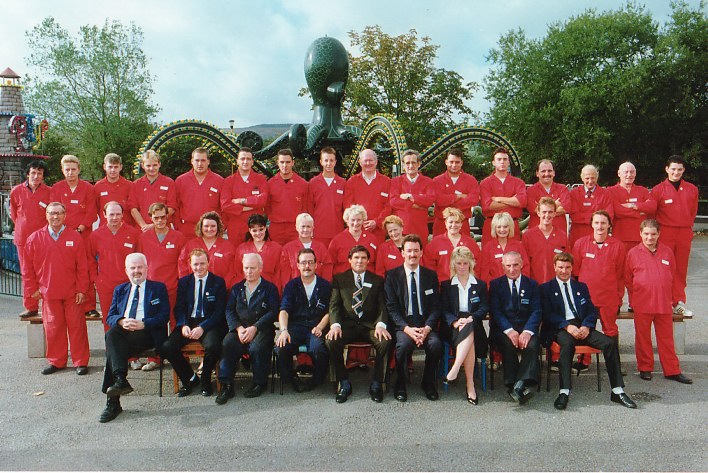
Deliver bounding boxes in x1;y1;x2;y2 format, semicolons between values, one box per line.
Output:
382;214;404;231
296;213;314;228
447;147;464;159
148;202;167;216
125;252;147;267
665;155;685;168
449;246;476;277
348;245;370;259
402;234;422;250
320;146;336;156
490;212;515;238
60;155;80;167
553;252;574;265
104;153;122;165
591;209;612;226
191;147;209;158
402;149;420;162
189;247;209;262
580;164;598;178
640;219;660;232
245;214;270;241
297;247;316;263
25;160;48;176
142;149;161;162
242;252;263;268
618;161;636;173
536;158;554;171
502;251;522;264
103;201;123;214
195;211;225;238
442;207;465;222
359;149;377;160
46;202;66;213
536;196;557;211
343;204;367;222
278;149;294;158
238;147;253;156
492;147;509;158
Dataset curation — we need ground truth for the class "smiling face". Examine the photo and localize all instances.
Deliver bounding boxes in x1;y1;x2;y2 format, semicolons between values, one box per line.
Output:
445;154;463;176
403;153;420;178
640;225;660;250
248;224;266;243
536;161;555;186
190;253;209;279
125;256;148;285
358;150;377;174
297;219;314;240
104;203;124;230
142;158;161;179
237;151;254;173
27;167;45;189
581;168;598;189
297;253;316;279
666;162;685;182
495;223;510;239
347;213;364;234
402;240;422;269
537;203;556;226
386;222;403;242
502;253;523;280
201;218;218;239
618;163;636;186
46;204;66;231
320;152;337;174
554;259;573;282
445;216;462;236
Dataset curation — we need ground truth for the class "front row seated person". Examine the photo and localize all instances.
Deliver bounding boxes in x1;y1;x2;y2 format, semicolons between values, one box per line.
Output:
276;248;332;393
99;253;170;423
325;245;392;403
540;252;637;410
161;248;228;398
216;253;279;404
488;251;541;404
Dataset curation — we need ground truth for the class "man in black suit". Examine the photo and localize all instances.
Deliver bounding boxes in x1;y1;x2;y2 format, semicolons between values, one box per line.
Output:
325;245;392;403
541;252;637;410
489;251;541;404
385;234;443;402
99;252;170;423
216;253;279;404
161;248;227;397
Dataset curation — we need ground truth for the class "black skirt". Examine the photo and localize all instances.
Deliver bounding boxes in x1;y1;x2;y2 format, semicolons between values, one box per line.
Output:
450;312;489;357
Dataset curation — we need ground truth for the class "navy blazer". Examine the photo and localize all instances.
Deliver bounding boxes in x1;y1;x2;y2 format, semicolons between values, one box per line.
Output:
225;277;279;333
540;278;598;346
174;272;227;332
488;275;542;337
384;265;441;330
440;278;489;328
107;280;170;346
280;276;331;329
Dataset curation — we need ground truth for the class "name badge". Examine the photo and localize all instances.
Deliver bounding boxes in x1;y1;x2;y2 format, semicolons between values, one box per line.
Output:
369;243;377;250
210;187;218;193
160;185;169;191
454;190;463;195
124;243;133;248
661;259;670;265
629;198;638;203
262;302;268;309
380;192;389;198
495;253;503;259
583;202;591;206
580;298;587;305
100;191;108;196
316;301;327;309
664;199;673;204
70;199;79;204
520;298;530;305
387;254;397;260
166;243;175;249
150;298;160;305
336;189;344;194
214;252;223;258
424;288;434;295
585;253;595;258
39;201;47;208
438;250;448;255
252;190;260;195
206;295;216;302
363;282;373;288
65;241;74;247
553;248;563;254
471;296;480;303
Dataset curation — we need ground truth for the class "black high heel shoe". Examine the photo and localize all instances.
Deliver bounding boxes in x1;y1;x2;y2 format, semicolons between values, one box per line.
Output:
466;391;478;405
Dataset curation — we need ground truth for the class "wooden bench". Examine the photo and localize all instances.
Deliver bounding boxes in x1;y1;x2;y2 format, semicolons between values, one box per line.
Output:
22;315;102;358
616;311;689;355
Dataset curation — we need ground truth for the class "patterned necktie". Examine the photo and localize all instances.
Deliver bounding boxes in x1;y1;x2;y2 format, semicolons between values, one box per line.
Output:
128;285;140;319
511;279;519;312
411;272;420;317
352;274;363;318
564;282;578;319
195;278;204;318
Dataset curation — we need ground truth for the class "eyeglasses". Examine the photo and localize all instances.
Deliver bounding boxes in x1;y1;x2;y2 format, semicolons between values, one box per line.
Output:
297;260;316;266
47;211;65;216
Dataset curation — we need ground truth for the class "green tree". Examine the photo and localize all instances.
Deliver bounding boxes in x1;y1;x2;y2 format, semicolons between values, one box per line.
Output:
484;2;706;186
24;17;158;180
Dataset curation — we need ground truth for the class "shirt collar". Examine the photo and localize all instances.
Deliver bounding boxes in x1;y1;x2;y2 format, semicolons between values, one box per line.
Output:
451;274;477;288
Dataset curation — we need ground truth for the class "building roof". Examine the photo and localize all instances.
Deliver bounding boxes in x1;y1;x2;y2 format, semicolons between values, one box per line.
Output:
0;67;20;78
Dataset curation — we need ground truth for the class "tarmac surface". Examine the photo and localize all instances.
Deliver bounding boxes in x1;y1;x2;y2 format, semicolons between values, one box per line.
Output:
0;240;706;471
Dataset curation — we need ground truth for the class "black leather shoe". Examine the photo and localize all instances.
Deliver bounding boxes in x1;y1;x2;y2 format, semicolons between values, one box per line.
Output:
466;392;479;405
215;383;234;405
42;365;62;375
554;393;569;410
292;376;314;393
99;398;122;423
106;376;133;398
639;371;652;380
244;383;266;398
85;310;101;318
510;386;534;404
201;382;213;397
573;362;590;375
178;376;200;397
335;385;352;403
611;392;637;408
369;385;384;403
422;383;439;401
19;309;39;318
76;366;88;376
394;384;407;403
665;373;693;384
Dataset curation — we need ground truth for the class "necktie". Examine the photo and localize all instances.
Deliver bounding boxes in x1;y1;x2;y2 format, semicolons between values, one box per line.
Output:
586;189;592;198
564;282;578;319
511;279;519;312
352;274;363;318
195;278;204;318
411;272;420;318
128;285;140;319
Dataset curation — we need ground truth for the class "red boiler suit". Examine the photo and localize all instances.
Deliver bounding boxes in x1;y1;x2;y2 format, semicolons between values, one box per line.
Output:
343;172;392;242
266;173;309;245
525;182;571;236
479;174;526;246
308;173;346;247
522;227;568;284
280;239;333;284
432;172;480;236
94;176;135;227
389;174;436;244
128;174;177;224
568;185;613;247
178;237;238;289
220;171;268;245
174;170;224;236
423;234;481;281
328;230;380;276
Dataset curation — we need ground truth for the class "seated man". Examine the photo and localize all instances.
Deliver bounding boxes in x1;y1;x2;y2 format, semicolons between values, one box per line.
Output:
385;234;443;402
541;252;637;410
325;245;392;403
99;253;170;423
488;251;541;404
276;248;331;392
161;248;228;397
216;253;279;404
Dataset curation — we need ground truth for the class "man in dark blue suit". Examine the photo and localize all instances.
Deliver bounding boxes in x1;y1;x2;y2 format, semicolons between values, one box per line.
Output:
385;234;443;402
276;248;331;392
489;251;541;404
161;248;227;397
216;253;279;404
99;252;170;423
541;252;637;410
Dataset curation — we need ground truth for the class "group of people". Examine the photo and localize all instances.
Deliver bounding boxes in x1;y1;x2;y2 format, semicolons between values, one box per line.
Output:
9;144;697;423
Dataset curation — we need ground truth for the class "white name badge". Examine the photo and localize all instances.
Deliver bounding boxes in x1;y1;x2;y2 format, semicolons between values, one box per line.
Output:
65;241;74;247
583;202;591;206
664;199;673;204
387;254;397;260
123;243;133;248
166;243;175;249
424;288;434;295
39;201;47;208
100;191;108;196
252;190;260;195
495;253;503;259
629;198;637;203
336;189;344;194
438;250;448;255
661;259;670;265
585;253;595;258
70;199;79;204
362;282;373;288
554;248;563;254
369;243;377;250
455;190;463;195
380;192;389;198
210;187;218;193
214;252;223;258
160;186;169;191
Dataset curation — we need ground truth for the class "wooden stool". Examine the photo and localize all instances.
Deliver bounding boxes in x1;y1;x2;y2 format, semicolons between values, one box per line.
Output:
172;341;220;393
546;342;602;392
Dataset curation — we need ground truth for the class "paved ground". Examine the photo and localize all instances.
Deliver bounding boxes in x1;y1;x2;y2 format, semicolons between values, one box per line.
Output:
0;240;706;471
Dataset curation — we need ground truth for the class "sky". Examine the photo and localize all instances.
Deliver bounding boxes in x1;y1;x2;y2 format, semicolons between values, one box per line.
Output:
0;0;693;129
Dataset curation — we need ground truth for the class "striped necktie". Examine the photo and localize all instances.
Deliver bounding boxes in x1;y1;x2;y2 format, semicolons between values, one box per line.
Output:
352;274;363;318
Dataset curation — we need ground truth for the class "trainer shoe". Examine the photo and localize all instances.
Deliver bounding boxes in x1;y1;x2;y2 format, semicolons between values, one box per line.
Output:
19;309;39;319
130;360;144;370
673;302;693;318
141;361;159;371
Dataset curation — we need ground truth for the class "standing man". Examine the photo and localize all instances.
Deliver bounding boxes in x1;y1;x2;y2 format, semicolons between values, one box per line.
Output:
128;150;177;232
174;147;224;236
650;155;698;318
608;162;657;254
98;253;170;423
625;219;692;384
522;197;568;284
325;245;392;403
266;149;309;245
343;149;392;242
479;147;527;245
25;202;89;375
308;147;346;247
10;160;51;318
569;164;613;247
94;153;134;227
432;147;480;236
161;248;228;397
220;147;268;245
540;253;636;410
276;248;332;392
390;149;436;244
385;234;443;402
216;253;279;404
526;159;570;235
488;252;542;403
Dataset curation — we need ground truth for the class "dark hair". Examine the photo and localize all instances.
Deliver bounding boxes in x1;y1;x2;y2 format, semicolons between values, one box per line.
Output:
447;147;464;159
196;211;225;238
536;158;554;171
25;160;48;176
591;209;612;226
244;214;270;241
348;245;370;259
665;155;686;168
402;149;420;162
320;146;337;156
278;149;294;158
492;147;509;158
238;147;253;156
402;234;422;250
297;248;316;263
553;252;574;265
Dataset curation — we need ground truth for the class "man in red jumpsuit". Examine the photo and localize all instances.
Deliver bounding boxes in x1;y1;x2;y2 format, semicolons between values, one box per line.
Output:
525;159;570;236
569;165;613;248
608;162;657;254
220;147;268;245
343;149;392;242
94;153;134;227
522;197;568;285
129;150;177;232
266;149;309;245
479;147;526;245
432;147;479;236
625;219;691;384
25;202;90;375
390;150;435;244
174;147;224;237
10;160;51;318
308;146;346;247
650;155;698;318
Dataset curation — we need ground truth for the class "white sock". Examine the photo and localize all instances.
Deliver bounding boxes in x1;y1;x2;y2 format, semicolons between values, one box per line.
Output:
559;389;570;395
190;373;198;382
612;387;624;394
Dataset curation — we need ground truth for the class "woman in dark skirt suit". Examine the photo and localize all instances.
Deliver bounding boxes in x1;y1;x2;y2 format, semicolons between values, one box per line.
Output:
441;246;489;404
